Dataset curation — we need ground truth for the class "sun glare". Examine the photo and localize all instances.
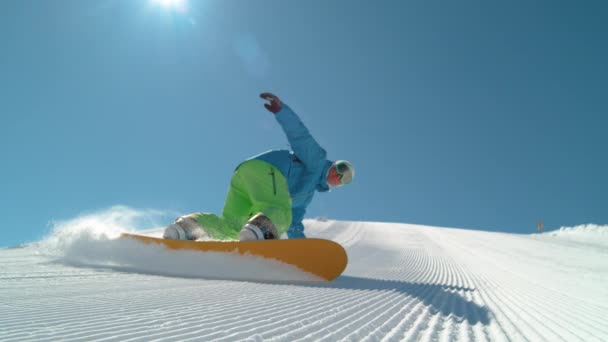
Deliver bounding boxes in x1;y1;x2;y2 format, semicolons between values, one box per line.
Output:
151;0;187;11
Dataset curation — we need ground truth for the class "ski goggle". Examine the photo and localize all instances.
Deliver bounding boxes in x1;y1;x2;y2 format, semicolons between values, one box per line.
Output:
335;162;353;185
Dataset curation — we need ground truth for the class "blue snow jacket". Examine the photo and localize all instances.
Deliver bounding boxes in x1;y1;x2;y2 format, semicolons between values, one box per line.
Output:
248;104;332;239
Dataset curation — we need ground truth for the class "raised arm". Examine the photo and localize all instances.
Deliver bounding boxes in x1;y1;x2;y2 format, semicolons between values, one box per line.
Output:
260;93;327;168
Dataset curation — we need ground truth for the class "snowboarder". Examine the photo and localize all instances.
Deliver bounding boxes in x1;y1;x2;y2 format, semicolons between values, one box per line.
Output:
164;92;354;241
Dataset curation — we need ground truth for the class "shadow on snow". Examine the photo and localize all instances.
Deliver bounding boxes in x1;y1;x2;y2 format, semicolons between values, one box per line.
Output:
303;275;491;325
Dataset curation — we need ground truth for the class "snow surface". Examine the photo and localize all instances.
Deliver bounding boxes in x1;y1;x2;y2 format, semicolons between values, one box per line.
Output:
537;224;608;248
1;209;607;341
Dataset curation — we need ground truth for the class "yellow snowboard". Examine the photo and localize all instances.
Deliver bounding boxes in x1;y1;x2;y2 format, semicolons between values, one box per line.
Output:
121;233;348;281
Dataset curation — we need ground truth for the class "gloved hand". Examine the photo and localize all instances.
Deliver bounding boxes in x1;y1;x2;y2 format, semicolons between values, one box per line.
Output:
260;92;282;114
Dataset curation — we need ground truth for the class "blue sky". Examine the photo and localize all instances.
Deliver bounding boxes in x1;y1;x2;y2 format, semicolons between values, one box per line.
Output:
1;0;606;246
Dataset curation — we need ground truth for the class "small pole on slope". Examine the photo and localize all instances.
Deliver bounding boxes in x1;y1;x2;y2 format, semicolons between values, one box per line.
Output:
537;218;543;233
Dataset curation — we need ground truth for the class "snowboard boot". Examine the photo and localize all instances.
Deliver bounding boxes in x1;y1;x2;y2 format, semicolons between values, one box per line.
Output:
239;213;278;241
163;215;207;240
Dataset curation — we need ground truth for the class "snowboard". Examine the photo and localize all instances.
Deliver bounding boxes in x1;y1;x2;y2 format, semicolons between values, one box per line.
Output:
120;233;348;281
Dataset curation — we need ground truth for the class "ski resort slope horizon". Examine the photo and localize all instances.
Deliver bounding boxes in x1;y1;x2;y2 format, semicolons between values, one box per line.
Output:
1;208;607;341
1;1;608;247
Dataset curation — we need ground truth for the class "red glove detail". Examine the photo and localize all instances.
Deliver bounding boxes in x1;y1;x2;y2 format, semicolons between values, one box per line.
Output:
260;92;282;114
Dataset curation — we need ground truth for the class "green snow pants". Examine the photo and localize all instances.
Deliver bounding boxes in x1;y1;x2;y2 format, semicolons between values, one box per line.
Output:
184;159;292;240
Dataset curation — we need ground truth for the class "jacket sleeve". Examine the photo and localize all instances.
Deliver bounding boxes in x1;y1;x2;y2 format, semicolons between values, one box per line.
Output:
275;105;327;168
287;207;307;239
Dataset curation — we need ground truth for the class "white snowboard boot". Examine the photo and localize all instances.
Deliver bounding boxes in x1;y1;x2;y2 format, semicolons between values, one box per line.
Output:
163;216;206;240
239;213;278;241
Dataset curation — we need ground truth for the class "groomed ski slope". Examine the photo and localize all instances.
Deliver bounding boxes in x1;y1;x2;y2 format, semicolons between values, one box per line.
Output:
1;215;607;341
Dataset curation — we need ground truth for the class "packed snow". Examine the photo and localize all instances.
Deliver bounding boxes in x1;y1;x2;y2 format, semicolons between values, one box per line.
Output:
1;207;607;341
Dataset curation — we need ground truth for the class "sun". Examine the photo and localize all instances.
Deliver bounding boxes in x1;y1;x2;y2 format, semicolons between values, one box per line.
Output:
151;0;187;11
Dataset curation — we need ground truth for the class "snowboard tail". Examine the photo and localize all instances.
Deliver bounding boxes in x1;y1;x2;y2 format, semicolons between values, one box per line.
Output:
120;233;347;281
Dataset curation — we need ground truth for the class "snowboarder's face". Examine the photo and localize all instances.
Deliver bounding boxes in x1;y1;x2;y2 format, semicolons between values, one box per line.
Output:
327;167;343;187
327;161;353;187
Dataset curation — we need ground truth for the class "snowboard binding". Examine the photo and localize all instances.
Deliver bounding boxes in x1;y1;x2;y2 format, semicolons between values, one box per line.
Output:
239;213;278;241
